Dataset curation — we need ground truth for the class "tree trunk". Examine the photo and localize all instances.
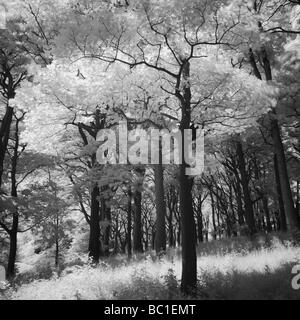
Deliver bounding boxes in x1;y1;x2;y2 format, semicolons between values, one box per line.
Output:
113;218;119;255
197;209;203;243
0;105;14;188
168;210;175;247
6;116;20;280
296;181;300;224
216;195;222;239
104;206;111;256
151;227;155;250
154;161;167;254
234;178;245;226
179;60;197;295
249;45;298;232
210;191;217;240
229;185;237;236
262;196;272;233
180;165;196;294
101;197;111;257
271;119;299;231
6;213;18;280
127;187;132;258
133;173;144;253
177;221;181;246
55;212;59;269
166;185;176;247
99;185;112;257
236;140;256;235
274;154;287;231
88;184;101;263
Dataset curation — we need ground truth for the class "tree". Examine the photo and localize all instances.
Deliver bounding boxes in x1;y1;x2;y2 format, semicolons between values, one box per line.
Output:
52;0;276;293
154;142;167;254
132;167;145;253
0;22;29;189
243;0;300;232
27;169;72;269
6;0;299;295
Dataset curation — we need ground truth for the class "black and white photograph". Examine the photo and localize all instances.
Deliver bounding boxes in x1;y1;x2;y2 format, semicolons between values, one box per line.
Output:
0;0;300;305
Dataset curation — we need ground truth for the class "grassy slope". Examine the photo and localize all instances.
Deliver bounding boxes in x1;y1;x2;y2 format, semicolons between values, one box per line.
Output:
3;235;300;300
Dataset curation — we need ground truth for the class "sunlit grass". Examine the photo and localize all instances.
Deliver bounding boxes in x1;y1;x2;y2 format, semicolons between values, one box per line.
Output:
6;236;300;300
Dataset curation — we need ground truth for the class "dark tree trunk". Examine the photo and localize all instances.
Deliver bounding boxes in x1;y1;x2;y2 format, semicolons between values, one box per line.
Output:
197;210;203;243
0;104;14;188
234;178;245;226
133;171;144;253
296;181;300;224
101;195;111;257
113;215;120;255
88;184;101;263
271;119;299;231
257;204;263;231
262;215;266;231
272;217;277;231
250;44;299;232
127;187;132;258
166;185;177;247
151;227;155;250
249;48;262;80
6;115;20;280
6;213;18;280
262;196;272;233
226;216;232;238
216;195;222;239
274;154;287;231
55;212;59;268
99;185;112;257
0;63;19;189
180;165;196;294
210;191;217;240
177;221;181;247
236;140;256;235
168;210;175;247
144;232;148;251
179;61;197;295
120;235;126;254
113;229;119;255
229;185;237;236
104;206;111;256
78;110;107;263
154;161;167;254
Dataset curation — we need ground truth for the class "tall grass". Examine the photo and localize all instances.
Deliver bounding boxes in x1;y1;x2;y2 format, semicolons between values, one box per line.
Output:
4;235;300;300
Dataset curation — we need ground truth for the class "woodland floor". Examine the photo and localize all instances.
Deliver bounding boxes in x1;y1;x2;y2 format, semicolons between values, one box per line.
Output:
1;234;300;300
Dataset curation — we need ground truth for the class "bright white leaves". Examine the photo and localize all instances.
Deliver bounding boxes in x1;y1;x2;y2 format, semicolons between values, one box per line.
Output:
284;4;300;57
184;56;275;135
51;0;121;60
10;0;285;158
12;58;130;154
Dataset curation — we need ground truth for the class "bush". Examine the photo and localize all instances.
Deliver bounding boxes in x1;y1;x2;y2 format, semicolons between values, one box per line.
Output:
13;262;54;286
